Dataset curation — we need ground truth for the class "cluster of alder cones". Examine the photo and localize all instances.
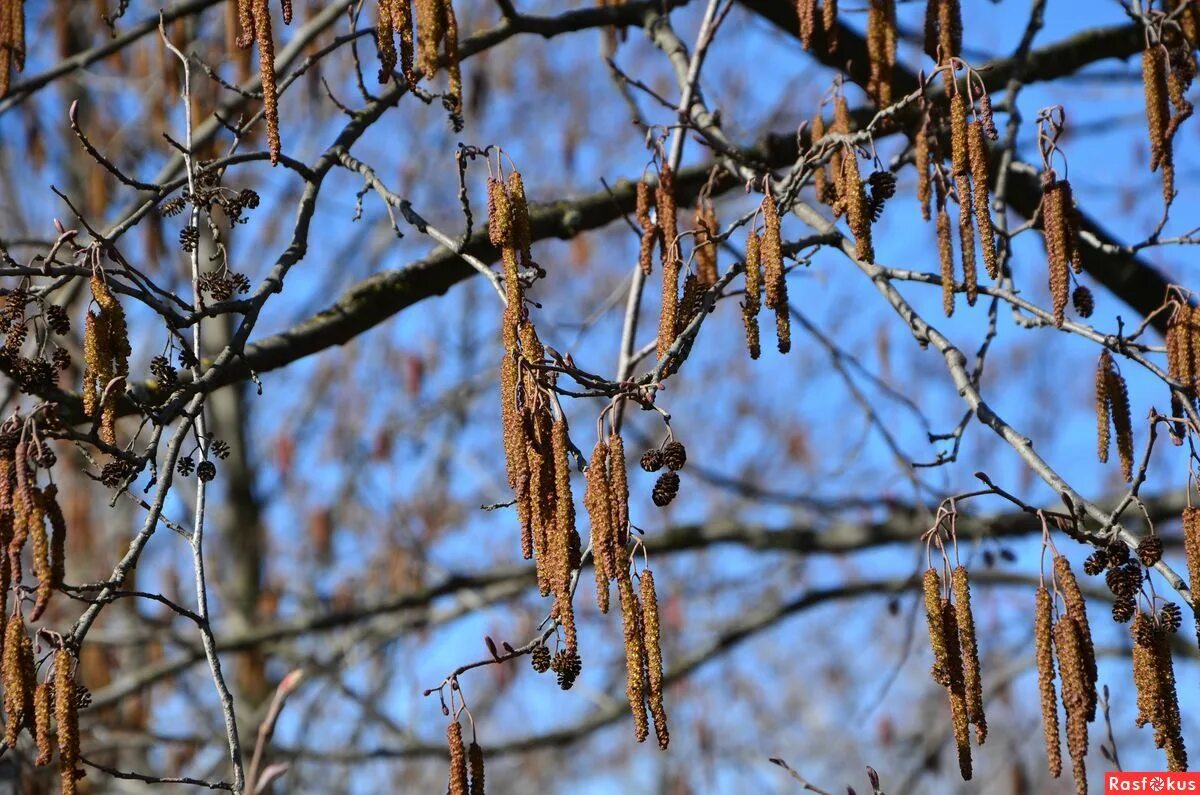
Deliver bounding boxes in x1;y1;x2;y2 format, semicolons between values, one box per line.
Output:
640;440;687;507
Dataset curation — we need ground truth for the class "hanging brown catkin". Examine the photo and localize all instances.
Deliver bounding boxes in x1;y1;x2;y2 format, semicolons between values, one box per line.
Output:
447;721;468;795
1054;555;1097;721
1184;507;1200;647
1053;616;1089;795
956;175;977;306
966;121;998;279
641;569;668;749
938;204;955;318
923;568;951;686
550;418;579;657
585;439;615;613
951;567;986;743
656;165;681;361
843;150;875;264
1035;586;1062;778
636;181;657;276
761;193;791;353
617;564;648;743
942;599;972;781
743;230;762;360
1096;351;1112;464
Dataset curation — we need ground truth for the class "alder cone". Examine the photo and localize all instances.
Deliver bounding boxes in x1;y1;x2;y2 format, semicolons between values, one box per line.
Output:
652;471;680;507
661;440;686;471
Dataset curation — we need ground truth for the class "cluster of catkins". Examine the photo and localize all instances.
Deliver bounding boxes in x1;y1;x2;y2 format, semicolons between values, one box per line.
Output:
1094;350;1134;482
0;415;69;623
922;564;986;781
1141;11;1196;206
810;95;882;267
445;719;486;795
1166;295;1200;422
3;642;84;793
82;273;131;448
742;192;793;357
233;0;293;164
1040;169;1085;328
914;83;999;318
491;172;583;686
0;0;23;96
376;0;462;129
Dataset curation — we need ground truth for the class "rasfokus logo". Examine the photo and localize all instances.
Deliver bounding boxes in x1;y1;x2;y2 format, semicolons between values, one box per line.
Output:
1106;773;1200;792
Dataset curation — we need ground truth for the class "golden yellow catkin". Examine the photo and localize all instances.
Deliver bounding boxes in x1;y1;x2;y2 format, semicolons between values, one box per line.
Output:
1053;617;1089;795
1167;301;1196;392
843;151;875;264
822;0;838;53
938;0;961;61
528;408;554;598
797;0;817;51
376;0;398;81
1096;351;1112;464
641;570;668;750
743;230;762;360
694;204;719;287
830;95;850;202
468;741;485;795
966;121;998;279
810;110;832;206
508;171;533;272
761;193;791;353
617;564;648;743
951;567;986;744
1054;556;1097;722
29;486;50;621
2;614;29;746
656;165;681;361
1185;507;1200;646
0;0;25;97
636;181;657;276
585;439;614;613
949;90;969;178
89;274;131;446
865;0;895;108
923;568;951;686
0;454;11;635
52;650;79;795
442;1;462;129
942;600;972;781
447;720;468;795
34;680;51;766
938;205;955;317
607;432;629;547
550;418;579;656
1132;613;1188;771
1042;179;1070;328
916;110;932;222
956;175;977;306
44;484;66;600
1035;586;1062;778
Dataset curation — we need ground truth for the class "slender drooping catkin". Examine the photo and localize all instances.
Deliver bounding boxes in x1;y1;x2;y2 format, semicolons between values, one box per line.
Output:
447;721;468;795
657;166;681;361
468;741;485;795
923;568;951;686
29;485;50;621
1184;507;1200;646
936;0;961;61
54;650;79;795
585;439;615;613
949;89;969;177
938;205;955;317
1106;361;1135;483
843;150;875;264
636;181;657;276
956;175;977;306
822;0;837;51
43;483;66;597
951;567;986;744
916;113;933;222
1096;351;1112;464
943;600;972;780
694;204;718;286
1042;178;1070;328
797;0;817;50
1035;586;1062;778
761;193;791;353
2;614;30;745
1145;46;1171;173
811;110;832;205
618;564;648;743
1054;555;1097;722
641;569;668;749
743;230;762;360
608;432;629;546
34;680;51;766
1167;301;1197;393
1132;613;1188;771
550;418;578;656
966;121;998;279
1054;617;1089;795
865;0;896;108
501;353;531;558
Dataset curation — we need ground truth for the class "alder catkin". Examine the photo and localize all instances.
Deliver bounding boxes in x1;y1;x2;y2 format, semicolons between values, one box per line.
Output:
923;568;950;686
54;650;79;795
956;176;977;306
797;0;817;51
550;418;579;657
1144;45;1171;173
942;600;972;781
822;0;837;52
468;741;485;795
250;0;281;164
447;720;468;795
938;205;955;317
1096;351;1112;464
761;193;791;353
1184;507;1200;647
1132;612;1188;771
636;181;657;276
1106;361;1135;483
694;204;719;287
1042;179;1070;328
1053;617;1089;795
29;486;50;621
966;121;998;279
1035;586;1062;778
585;439;614;613
949;89;969;177
1054;555;1097;722
916;110;932;221
656;166;681;361
843;151;875;264
641;569;668;750
618;565;648;743
2;614;29;746
865;0;896;108
743;230;762;360
34;680;51;766
951;567;986;744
